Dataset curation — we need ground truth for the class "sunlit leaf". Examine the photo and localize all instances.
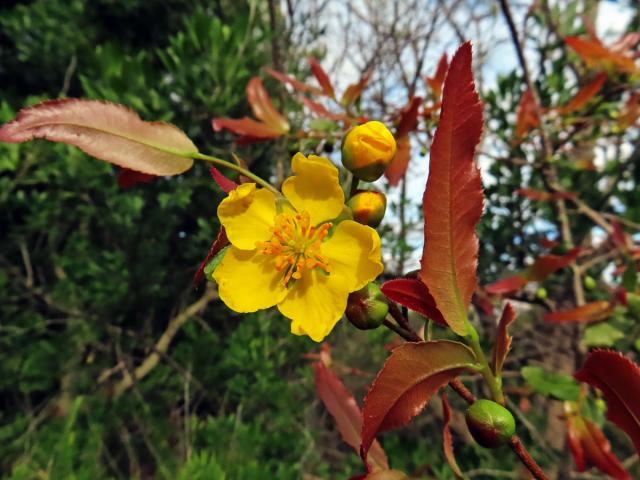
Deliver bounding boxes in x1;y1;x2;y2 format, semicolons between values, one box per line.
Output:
419;42;484;336
565;36;637;74
300;96;348;122
555;73;607;115
426;53;449;100
0;99;196;175
395;96;422;139
309;57;335;98
212;117;284;139
342;72;371;107
380;277;447;326
514;89;540;140
246;77;289;132
384;136;410;187
582;323;625;348
522;366;580;401
263;66;322;95
544;301;613;323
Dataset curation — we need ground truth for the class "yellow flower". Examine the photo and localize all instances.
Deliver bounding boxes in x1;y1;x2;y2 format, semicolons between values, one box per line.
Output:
213;153;384;342
342;121;397;182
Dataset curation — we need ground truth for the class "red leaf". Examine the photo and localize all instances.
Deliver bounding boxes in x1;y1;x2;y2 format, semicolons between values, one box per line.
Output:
212;117;284;139
300;96;348;122
567;414;630;479
209;167;238;194
618;92;640;130
426;53;449;100
419;42;484;336
491;303;516;376
380;278;447;326
116;168;156;188
544;301;613;323
246;77;289;133
611;220;632;251
484;276;528;295
556;73;607;115
442;394;464;479
263;67;322;95
516;188;576;201
514;89;540;140
342;72;371;107
396;96;422;139
0;99;195;175
351;470;408;480
360;340;478;462
384;136;410;186
192;228;229;286
314;362;389;472
574;350;640;455
565;36;638;74
309;57;335;98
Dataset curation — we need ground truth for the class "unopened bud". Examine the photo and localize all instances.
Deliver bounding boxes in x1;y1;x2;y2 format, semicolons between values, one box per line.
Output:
342;121;397;182
346;283;389;330
347;190;387;228
465;399;516;448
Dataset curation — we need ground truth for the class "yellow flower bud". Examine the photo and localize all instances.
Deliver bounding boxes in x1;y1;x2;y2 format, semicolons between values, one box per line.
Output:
342;121;397;182
347;190;387;228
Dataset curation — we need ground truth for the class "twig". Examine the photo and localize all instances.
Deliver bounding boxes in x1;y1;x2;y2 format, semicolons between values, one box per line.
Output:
508;436;549;480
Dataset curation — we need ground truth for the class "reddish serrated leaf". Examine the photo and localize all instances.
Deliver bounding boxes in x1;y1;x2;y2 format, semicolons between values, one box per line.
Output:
342;72;371;107
0;99;196;175
300;96;348;122
426;53;449;100
565;36;638;74
516;188;577;201
384;136;410;186
544;301;613;323
514;89;540;140
442;394;464;479
556;73;607;115
193;228;229;286
314;362;389;472
380;278;447;326
360;340;478;462
209;167;238;193
567;414;630;479
574;350;640;455
116;168;156;189
212;117;284;139
485;276;528;295
527;247;580;281
246;77;289;133
309;57;335;98
419;42;484;336
491;303;516;376
396;96;422;138
263;67;322;95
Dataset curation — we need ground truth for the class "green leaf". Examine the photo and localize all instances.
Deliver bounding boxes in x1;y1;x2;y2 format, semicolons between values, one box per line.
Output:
204;246;230;279
582;322;625;347
521;365;581;400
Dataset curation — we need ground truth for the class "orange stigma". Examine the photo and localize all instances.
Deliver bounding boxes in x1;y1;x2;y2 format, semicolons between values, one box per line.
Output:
256;211;332;285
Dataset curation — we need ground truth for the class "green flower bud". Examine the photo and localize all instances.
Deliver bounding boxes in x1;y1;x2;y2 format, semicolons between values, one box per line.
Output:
347;190;387;228
465;399;516;448
342;121;396;182
346;283;389;330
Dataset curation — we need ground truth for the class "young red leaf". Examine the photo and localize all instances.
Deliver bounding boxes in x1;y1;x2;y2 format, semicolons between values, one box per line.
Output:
544;301;613;323
516;188;576;201
420;42;484;336
426;53;449;100
611;220;632;251
565;36;637;74
556;73;607;116
484;276;528;295
384;136;410;186
193;227;229;286
567;414;630;479
395;96;422;139
360;340;478;461
116;168;156;189
209;167;238;194
246;77;289;133
300;97;348;122
491;303;516;376
618;92;640;130
314;362;389;472
514;89;540;140
342;72;371;107
0;99;196;175
212;117;284;139
574;350;640;454
380;278;447;326
309;57;335;98
263;67;322;95
442;394;464;479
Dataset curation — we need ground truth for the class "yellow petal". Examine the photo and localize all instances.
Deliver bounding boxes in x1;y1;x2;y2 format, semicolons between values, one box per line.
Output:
213;246;287;312
322;220;383;291
217;183;277;250
278;270;349;342
281;153;344;224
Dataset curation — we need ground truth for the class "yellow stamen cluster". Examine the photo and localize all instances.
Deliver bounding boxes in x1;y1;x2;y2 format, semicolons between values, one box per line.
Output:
257;211;332;285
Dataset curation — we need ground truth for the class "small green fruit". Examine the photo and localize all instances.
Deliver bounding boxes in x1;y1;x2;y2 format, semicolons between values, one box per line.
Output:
345;283;388;330
583;276;597;290
535;287;547;300
465;399;516;448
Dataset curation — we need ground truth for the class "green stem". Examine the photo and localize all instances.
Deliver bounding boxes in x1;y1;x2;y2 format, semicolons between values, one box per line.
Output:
466;324;505;405
188;151;280;196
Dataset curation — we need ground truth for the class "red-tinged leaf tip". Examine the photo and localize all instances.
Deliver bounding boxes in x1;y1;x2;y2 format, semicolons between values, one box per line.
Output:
314;362;388;472
516;188;577;202
209;167;238;193
611;220;631;251
442;394;464;479
514;89;540;140
574;350;640;455
491;303;516;376
360;340;478;461
300;97;347;122
426;53;449;100
192;228;229;286
212;117;284;139
484;275;528;295
419;41;484;336
384;136;410;186
263;67;322;95
309;57;335;98
380;278;447;326
0;99;195;175
567;414;630;479
544;301;613;323
565;36;638;74
527;247;581;281
556;73;607;116
246;77;289;133
341;72;371;107
116;168;156;189
396;96;422;139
